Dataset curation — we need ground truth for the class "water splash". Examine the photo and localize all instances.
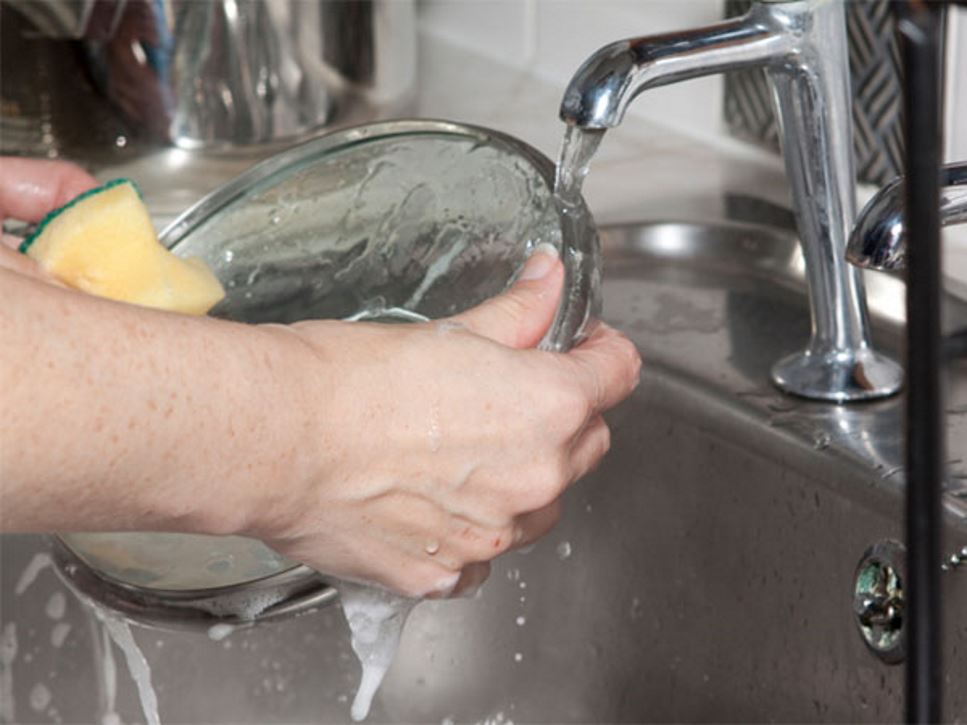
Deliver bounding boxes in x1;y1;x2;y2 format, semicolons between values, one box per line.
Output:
15;553;52;595
29;682;51;712
93;616;119;724
45;592;67;620
95;610;160;725
1;623;17;723
50;623;71;648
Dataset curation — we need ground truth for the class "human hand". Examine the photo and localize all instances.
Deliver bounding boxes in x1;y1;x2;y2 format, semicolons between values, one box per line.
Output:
0;157;98;279
250;247;641;598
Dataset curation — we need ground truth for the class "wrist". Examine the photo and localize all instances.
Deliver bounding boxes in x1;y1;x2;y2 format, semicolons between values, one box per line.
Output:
218;322;333;542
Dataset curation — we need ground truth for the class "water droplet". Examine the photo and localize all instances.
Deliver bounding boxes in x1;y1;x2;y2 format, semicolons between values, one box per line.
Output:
629;597;643;621
223;250;235;263
114;135;128;149
50;623;71;648
556;541;572;560
45;592;66;620
425;541;440;555
519;581;527;590
515;616;526;626
207;624;236;642
513;652;523;663
30;682;51;711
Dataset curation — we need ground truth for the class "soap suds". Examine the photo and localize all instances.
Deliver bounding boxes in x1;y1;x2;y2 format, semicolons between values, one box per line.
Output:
207;623;236;642
338;582;417;721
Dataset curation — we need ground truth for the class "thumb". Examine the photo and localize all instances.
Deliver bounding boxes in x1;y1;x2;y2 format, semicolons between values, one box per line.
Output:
452;243;564;349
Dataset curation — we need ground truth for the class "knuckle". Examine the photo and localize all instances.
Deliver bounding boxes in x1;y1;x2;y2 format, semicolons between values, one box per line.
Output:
511;459;564;511
540;456;571;500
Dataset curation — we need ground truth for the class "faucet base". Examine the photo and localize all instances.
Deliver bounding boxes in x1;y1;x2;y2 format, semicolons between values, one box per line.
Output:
771;348;903;403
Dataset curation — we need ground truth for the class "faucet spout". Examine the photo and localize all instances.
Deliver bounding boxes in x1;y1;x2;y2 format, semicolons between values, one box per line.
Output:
560;11;791;129
847;164;967;272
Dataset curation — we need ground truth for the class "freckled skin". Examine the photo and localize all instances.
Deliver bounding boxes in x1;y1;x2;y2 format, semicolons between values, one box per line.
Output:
0;159;641;598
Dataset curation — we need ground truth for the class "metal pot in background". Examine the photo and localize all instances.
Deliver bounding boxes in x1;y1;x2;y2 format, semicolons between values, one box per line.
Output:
0;0;416;158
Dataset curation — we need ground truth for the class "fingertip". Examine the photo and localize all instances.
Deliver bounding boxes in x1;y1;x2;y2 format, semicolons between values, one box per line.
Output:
517;243;561;282
451;246;564;349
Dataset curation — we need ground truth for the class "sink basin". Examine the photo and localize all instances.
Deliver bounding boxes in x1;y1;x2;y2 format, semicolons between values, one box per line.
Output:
3;217;967;723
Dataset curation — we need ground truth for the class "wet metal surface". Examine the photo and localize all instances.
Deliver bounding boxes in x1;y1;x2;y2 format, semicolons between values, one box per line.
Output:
3;219;967;722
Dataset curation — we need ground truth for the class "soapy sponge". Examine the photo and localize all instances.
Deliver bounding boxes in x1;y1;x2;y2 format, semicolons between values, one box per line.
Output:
20;179;225;315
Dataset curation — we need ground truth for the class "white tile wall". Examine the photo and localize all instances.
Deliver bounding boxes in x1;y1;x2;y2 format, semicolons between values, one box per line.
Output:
421;0;967;160
419;0;725;143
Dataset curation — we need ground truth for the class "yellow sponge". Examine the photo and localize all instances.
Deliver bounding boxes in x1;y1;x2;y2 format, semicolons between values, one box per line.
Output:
20;179;225;315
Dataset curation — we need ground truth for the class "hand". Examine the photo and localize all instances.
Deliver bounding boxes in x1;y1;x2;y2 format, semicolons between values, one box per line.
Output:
0;157;98;280
251;248;641;598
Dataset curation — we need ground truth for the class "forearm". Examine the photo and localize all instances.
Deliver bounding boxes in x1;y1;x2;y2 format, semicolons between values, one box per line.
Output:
0;267;317;537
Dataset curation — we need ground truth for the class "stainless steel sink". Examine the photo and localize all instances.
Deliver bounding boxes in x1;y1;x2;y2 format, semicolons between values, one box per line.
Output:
3;216;967;723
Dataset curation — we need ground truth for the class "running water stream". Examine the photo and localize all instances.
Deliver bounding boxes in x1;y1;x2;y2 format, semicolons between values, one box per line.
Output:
554;126;606;207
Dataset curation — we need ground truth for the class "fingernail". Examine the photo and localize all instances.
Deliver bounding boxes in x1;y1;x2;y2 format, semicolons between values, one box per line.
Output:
519;243;560;281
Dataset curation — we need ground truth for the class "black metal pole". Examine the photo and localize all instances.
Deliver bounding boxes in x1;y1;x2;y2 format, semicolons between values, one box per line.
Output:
897;2;944;722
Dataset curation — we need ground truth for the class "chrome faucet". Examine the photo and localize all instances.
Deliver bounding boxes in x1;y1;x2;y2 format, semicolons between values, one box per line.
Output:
560;0;903;403
847;163;967;272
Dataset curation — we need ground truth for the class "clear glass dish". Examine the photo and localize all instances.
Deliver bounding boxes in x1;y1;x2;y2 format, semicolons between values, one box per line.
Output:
55;119;601;626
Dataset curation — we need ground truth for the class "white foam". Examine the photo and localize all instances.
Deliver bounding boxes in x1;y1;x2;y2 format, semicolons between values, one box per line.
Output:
207;623;236;642
15;553;52;595
338;582;417;722
197;588;288;621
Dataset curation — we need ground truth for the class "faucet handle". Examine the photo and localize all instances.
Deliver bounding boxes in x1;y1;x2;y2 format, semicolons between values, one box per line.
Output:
847;163;967;272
